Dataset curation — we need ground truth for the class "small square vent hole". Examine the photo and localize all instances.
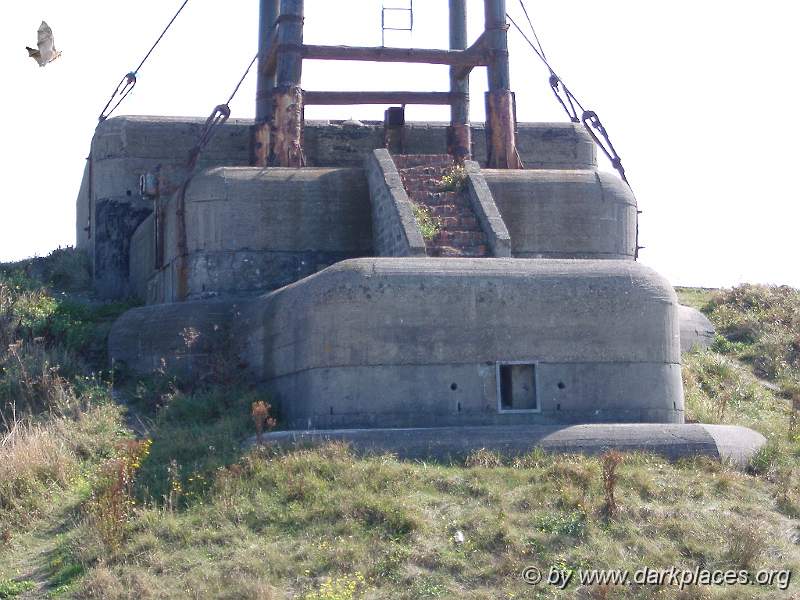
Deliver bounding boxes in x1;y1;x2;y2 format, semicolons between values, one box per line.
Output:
498;363;538;412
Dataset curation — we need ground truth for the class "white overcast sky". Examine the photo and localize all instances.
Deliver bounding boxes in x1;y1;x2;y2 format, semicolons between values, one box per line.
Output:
0;1;797;288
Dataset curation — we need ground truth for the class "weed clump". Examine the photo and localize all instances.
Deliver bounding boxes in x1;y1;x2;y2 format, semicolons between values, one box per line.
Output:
411;203;442;241
439;165;468;192
600;450;623;520
252;400;277;444
86;439;151;551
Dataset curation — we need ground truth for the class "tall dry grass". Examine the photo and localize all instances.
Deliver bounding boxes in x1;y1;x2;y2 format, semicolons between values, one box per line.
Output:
0;418;77;523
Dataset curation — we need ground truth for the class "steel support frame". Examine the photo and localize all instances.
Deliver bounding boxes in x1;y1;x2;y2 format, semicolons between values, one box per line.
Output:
252;0;520;169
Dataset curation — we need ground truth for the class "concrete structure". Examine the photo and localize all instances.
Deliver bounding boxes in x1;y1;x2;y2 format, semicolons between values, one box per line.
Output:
238;258;682;429
79;118;597;298
93;1;763;462
679;305;716;353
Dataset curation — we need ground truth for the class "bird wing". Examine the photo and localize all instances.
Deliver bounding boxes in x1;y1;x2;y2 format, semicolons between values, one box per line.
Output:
37;21;55;55
26;46;45;66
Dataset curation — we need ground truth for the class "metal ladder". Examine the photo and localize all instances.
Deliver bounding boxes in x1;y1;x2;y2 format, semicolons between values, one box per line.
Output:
381;0;414;46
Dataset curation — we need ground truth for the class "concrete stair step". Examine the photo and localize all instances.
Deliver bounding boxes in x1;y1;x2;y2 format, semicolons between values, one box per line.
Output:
433;230;487;245
438;215;478;229
429;244;489;258
394;153;490;259
428;204;473;218
393;154;454;169
409;191;463;206
398;166;449;178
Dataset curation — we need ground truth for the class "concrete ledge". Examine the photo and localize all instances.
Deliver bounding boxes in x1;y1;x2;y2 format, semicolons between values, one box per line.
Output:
484;169;637;260
464;161;511;258
365;149;426;257
255;424;766;466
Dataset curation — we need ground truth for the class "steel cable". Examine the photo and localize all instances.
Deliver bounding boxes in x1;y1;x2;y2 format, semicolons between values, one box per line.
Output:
508;2;640;256
98;0;192;122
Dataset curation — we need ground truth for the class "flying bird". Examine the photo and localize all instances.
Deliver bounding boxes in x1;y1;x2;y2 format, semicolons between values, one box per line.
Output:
26;21;61;67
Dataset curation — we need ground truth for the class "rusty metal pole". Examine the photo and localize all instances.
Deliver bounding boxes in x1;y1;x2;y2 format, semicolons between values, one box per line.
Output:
252;0;280;166
484;0;522;168
448;0;471;162
273;0;306;167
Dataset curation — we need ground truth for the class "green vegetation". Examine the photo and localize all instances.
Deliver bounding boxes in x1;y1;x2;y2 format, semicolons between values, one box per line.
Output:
412;203;442;242
439;165;468;193
0;251;798;598
0;579;35;598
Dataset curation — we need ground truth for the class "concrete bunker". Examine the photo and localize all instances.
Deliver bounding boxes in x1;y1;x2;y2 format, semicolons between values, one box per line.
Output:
95;0;764;462
229;258;684;429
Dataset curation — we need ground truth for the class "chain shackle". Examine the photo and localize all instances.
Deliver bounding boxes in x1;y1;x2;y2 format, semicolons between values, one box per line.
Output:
98;72;137;122
581;110;627;184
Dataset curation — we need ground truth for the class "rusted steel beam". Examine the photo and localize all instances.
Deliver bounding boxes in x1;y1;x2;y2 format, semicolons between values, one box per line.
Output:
449;0;471;162
485;90;522;169
263;37;279;78
273;86;306;167
453;32;487;80
484;0;511;90
253;0;280;166
251;123;271;167
256;0;280;121
301;44;487;67
484;0;520;169
303;91;457;105
267;38;490;80
275;2;304;86
384;106;406;154
273;0;305;167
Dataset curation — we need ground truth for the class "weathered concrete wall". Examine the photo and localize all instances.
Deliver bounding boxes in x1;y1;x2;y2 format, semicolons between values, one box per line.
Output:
78;116;597;298
236;258;683;429
484;169;638;260
302;120;596;169
365;150;426;257
464;161;511;257
135;166;373;303
679;305;716;353
76;160;91;251
108;299;240;377
84;116;254;298
110;258;683;428
129;213;155;301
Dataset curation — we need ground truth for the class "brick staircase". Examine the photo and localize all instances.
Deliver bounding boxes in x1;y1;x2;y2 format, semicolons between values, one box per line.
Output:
393;154;489;257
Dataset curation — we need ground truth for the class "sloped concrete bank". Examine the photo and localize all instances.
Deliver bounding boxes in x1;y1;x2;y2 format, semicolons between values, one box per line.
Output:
251;424;766;466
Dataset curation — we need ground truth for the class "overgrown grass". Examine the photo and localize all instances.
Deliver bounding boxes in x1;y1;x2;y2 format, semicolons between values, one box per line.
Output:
2;255;799;599
61;444;800;599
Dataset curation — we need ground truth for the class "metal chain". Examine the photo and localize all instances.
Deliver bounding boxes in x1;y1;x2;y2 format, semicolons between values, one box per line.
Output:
507;5;640;258
506;11;630;188
183;52;259;175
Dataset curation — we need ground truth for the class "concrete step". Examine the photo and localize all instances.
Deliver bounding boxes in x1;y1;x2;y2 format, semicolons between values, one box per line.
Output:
432;229;487;246
393;154;454;169
409;190;464;206
394;153;489;259
428;204;473;218
398;166;449;178
429;244;489;258
438;215;478;229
